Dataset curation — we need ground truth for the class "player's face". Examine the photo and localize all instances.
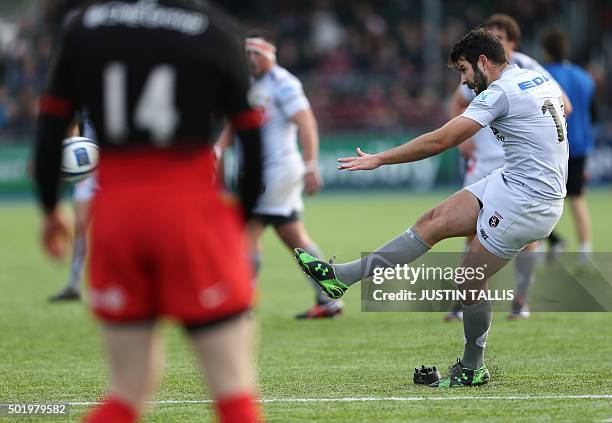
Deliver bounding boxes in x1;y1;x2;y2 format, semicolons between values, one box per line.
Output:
488;26;515;57
457;59;489;95
246;50;270;77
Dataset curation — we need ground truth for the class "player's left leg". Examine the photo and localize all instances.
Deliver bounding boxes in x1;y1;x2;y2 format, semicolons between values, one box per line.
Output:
273;220;343;319
295;189;481;299
83;323;163;422
49;198;92;302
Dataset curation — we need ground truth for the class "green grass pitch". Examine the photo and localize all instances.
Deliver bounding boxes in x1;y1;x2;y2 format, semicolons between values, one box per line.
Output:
1;189;611;422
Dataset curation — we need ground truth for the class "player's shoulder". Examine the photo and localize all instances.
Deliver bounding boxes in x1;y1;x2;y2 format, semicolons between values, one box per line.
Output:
512;51;541;70
471;82;507;109
499;66;549;91
487;65;527;93
269;66;301;85
269;66;304;96
55;1;91;38
195;0;243;35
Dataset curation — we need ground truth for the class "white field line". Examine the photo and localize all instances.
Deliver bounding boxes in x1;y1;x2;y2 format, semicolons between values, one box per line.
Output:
65;394;612;406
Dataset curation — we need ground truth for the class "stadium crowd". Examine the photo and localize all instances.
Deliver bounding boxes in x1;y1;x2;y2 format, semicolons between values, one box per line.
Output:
0;0;610;137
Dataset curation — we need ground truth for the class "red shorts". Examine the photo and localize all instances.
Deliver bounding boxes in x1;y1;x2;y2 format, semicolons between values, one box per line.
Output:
89;147;253;325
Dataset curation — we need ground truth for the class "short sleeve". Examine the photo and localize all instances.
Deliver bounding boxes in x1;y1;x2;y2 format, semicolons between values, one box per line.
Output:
461;84;509;127
276;78;310;118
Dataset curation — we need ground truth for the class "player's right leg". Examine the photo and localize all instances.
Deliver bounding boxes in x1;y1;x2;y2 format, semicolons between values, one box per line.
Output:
49;200;89;301
188;314;260;423
83;323;163;422
432;236;509;387
433;169;564;387
295;188;481;299
50;175;96;302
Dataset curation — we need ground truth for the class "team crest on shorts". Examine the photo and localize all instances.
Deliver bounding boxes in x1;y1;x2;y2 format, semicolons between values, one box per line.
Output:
488;211;503;228
73;147;91;167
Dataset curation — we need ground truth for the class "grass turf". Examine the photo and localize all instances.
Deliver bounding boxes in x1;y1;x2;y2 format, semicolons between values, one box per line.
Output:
0;189;611;422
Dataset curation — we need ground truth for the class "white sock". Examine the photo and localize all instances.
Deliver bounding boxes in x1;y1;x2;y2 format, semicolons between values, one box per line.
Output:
68;235;87;291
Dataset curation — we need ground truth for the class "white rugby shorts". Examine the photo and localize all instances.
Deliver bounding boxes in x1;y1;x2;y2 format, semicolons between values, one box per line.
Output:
465;169;563;259
253;162;305;217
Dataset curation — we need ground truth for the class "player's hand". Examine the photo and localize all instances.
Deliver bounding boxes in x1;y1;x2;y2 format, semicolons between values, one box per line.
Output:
41;208;71;261
304;168;323;195
337;147;382;171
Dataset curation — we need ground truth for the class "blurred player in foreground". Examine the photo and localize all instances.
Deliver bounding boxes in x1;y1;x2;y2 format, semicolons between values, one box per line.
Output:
217;30;342;319
445;14;572;321
295;29;567;387
541;28;596;264
34;1;263;422
49;112;97;302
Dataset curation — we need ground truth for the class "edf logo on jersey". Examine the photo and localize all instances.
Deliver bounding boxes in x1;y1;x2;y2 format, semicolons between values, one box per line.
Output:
517;75;550;91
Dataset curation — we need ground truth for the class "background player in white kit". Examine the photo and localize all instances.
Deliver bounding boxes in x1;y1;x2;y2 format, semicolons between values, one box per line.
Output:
49;112;98;302
295;28;567;386
217;29;343;319
444;14;572;321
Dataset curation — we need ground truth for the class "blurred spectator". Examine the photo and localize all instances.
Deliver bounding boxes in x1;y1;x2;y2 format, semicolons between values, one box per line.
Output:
0;0;610;139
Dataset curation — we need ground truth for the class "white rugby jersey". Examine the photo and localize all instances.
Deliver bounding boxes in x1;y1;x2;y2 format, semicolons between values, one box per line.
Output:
462;65;569;200
247;65;310;168
459;52;557;173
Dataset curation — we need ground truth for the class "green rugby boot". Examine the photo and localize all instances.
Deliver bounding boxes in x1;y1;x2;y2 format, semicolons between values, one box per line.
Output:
430;358;490;388
294;248;348;300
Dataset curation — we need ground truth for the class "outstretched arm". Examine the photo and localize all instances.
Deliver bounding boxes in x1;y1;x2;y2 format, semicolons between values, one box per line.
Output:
451;86;476;160
338;116;482;171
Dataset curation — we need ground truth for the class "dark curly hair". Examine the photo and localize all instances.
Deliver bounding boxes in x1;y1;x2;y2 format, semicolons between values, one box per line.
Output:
448;28;508;71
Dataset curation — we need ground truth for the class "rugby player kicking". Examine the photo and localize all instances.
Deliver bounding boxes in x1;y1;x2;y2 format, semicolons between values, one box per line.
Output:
295;28;567;387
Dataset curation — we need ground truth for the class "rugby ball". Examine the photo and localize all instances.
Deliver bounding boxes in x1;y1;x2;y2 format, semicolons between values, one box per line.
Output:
61;137;99;183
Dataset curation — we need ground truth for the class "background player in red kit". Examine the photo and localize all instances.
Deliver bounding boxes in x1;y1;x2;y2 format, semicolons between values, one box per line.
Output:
34;1;263;422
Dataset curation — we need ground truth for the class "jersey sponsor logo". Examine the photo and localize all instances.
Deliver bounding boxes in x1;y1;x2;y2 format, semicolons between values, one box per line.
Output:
517;74;550;91
490;127;505;142
73;147;91;167
84;1;209;36
199;283;228;309
473;89;502;107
